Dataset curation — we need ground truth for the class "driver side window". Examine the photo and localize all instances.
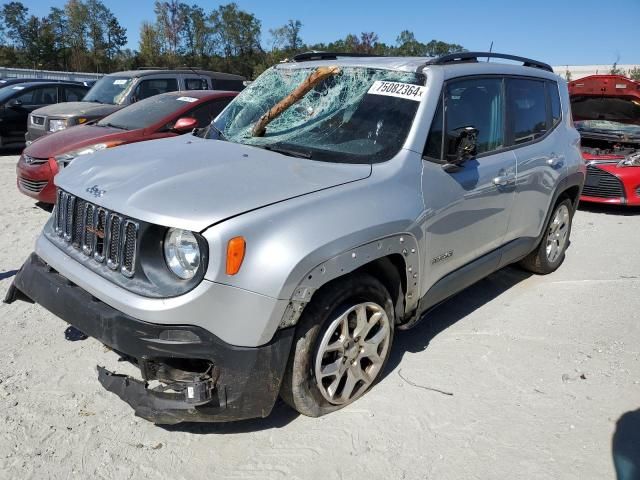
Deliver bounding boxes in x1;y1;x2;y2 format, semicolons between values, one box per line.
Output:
425;77;505;161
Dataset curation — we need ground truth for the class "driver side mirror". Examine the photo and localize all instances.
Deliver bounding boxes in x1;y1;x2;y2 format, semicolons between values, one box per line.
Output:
6;99;22;108
443;126;478;173
172;117;198;133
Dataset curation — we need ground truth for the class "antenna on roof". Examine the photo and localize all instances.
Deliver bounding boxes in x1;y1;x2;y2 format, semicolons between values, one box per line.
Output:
487;41;493;62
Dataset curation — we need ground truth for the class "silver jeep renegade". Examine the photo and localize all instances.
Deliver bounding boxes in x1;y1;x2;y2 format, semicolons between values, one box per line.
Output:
6;52;585;424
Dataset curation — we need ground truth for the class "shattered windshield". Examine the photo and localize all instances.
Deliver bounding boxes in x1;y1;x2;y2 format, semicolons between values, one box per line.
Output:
83;76;133;105
206;66;425;163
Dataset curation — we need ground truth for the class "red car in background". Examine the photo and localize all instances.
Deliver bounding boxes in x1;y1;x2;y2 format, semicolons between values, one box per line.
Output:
569;75;640;206
17;90;236;204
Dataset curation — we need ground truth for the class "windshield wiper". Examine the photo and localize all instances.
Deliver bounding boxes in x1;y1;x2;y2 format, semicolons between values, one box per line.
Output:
99;122;127;130
262;145;313;159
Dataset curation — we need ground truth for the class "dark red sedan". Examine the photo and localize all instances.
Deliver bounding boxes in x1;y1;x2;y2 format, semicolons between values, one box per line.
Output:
569;75;640;206
17;90;236;204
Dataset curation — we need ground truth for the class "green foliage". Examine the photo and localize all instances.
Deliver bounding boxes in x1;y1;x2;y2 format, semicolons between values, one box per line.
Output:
0;0;126;71
0;1;465;79
628;67;640;82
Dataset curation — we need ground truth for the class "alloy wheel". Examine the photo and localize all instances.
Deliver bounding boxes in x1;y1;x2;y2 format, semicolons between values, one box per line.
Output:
546;204;570;263
314;302;391;405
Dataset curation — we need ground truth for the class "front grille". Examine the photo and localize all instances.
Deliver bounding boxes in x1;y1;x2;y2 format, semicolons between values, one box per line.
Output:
54;190;139;277
18;177;48;193
582;165;625;199
30;115;45;126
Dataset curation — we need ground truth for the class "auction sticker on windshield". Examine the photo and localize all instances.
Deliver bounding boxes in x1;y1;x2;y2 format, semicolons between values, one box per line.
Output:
368;81;424;101
177;96;198;103
113;79;127;85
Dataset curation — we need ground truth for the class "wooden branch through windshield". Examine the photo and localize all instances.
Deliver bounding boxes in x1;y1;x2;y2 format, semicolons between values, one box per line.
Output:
252;66;341;137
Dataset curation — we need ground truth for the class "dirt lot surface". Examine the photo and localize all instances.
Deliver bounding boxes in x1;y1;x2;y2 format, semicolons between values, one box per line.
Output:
1;152;639;479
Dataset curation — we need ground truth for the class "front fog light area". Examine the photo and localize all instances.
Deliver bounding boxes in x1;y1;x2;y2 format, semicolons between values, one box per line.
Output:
164;228;201;279
48;119;67;132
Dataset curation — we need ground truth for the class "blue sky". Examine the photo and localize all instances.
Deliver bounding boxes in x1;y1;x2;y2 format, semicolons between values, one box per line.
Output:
25;0;640;65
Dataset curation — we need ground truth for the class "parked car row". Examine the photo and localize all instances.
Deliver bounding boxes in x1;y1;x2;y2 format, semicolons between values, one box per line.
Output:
0;68;244;149
5;51;589;425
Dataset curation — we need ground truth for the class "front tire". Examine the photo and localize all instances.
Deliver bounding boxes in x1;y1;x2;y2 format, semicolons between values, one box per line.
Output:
520;198;574;274
280;273;395;417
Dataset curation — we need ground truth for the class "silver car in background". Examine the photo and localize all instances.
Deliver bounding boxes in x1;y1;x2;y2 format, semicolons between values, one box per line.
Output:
6;52;585;424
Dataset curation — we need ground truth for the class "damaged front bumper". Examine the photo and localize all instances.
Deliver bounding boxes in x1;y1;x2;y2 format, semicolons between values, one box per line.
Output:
5;253;295;424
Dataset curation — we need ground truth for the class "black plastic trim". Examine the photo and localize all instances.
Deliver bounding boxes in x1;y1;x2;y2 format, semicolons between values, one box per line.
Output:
6;253;295;424
424;52;553;72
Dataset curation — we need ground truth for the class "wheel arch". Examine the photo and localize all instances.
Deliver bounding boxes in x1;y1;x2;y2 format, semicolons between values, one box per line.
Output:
279;235;421;330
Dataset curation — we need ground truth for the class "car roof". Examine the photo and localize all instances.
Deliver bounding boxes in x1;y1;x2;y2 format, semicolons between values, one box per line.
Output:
3;81;87;89
107;69;245;81
277;53;560;81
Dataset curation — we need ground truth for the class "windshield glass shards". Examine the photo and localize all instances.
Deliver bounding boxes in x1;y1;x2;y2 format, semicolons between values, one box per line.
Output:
84;76;133;105
208;66;425;163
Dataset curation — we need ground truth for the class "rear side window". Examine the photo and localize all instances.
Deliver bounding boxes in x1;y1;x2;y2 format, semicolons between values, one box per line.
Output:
507;78;548;145
135;78;179;101
212;79;244;91
548;81;561;126
64;86;87;101
185;78;209;90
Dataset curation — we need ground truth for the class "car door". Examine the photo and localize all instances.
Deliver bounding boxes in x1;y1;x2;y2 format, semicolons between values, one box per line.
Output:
421;76;517;289
5;85;58;137
504;78;567;242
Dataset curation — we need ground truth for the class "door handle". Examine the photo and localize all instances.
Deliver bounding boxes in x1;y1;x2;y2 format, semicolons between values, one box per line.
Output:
547;154;564;168
493;176;509;187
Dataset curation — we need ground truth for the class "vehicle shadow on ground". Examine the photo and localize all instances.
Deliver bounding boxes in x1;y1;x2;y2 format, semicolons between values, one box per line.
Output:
384;266;533;384
612;409;640;479
579;202;640;216
160;399;300;435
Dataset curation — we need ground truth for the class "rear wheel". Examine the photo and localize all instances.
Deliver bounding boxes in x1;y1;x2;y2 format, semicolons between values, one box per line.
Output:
280;273;395;417
520;198;574;274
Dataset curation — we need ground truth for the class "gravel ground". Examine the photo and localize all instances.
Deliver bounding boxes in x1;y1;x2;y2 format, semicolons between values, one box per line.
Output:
1;152;639;480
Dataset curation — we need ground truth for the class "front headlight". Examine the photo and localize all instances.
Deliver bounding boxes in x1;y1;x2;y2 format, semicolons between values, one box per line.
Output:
618;152;640;167
48;119;67;132
163;228;201;279
54;142;122;168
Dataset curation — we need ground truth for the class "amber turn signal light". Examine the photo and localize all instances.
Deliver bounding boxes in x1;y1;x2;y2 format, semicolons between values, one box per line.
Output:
226;236;246;275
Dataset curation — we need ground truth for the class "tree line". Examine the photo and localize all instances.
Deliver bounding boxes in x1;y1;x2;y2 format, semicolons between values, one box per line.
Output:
0;0;465;79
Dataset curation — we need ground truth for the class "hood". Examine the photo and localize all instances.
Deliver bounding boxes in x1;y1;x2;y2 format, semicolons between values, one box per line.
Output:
56;135;372;232
26;124;135;158
571;96;640;126
32;101;121;118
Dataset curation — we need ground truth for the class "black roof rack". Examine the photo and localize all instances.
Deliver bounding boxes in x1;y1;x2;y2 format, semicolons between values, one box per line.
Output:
292;51;382;62
424;52;553;72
